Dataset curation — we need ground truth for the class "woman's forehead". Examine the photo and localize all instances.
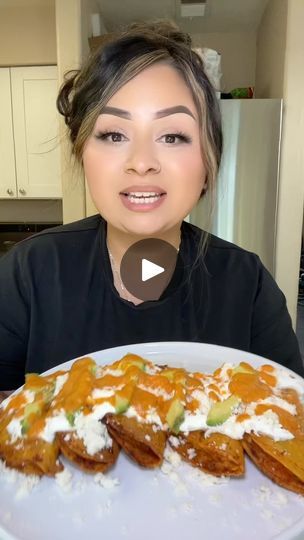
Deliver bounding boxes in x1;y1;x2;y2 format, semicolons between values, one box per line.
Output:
102;63;197;118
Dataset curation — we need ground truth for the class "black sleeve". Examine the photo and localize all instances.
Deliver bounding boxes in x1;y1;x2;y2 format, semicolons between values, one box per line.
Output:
251;260;304;377
0;248;28;390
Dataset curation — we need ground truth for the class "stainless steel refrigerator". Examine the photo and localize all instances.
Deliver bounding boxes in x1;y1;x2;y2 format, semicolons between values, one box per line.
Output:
189;99;283;276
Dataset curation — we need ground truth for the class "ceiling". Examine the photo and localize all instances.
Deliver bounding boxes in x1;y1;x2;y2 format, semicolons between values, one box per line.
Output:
97;0;270;34
0;0;53;6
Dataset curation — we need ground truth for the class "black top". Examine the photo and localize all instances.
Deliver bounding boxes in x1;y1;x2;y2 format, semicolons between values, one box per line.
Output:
0;214;302;390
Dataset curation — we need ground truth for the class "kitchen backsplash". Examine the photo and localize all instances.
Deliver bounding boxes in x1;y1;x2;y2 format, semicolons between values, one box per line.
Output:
0;199;62;223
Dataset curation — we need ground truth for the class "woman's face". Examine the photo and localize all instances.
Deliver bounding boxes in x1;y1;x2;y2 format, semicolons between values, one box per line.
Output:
82;62;206;237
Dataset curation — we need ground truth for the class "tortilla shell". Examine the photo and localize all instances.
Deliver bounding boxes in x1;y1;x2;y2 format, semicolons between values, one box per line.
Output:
105;414;166;469
242;433;304;495
56;430;120;473
0;437;63;476
170;431;245;477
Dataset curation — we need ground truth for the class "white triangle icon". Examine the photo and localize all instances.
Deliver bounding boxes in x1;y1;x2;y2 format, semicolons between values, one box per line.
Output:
142;258;165;282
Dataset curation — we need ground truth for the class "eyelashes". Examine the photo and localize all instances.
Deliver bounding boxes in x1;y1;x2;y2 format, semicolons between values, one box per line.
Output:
94;130;192;145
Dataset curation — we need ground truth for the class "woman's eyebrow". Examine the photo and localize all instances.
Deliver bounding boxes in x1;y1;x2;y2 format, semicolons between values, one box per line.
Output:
100;105;196;120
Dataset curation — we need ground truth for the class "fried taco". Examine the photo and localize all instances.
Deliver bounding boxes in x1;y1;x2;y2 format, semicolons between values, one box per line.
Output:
56;429;120;473
105;414;166;468
169;431;245;477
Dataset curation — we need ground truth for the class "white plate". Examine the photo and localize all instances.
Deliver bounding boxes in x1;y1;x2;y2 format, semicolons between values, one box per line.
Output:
1;342;304;540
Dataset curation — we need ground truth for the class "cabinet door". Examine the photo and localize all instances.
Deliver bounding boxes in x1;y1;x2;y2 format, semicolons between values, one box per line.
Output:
11;66;62;198
0;68;17;198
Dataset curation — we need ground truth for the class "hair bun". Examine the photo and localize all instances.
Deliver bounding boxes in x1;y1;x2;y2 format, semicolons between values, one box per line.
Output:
121;19;192;48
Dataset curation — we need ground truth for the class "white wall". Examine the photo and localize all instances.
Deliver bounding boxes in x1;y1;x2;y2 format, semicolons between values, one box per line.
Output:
192;31;256;92
275;0;304;328
0;3;56;66
255;0;304;329
255;0;287;98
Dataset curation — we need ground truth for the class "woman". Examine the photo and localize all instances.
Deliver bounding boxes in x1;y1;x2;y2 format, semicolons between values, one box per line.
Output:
0;20;302;394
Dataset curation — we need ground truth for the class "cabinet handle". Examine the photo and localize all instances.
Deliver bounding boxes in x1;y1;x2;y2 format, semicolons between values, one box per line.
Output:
6;189;14;196
19;188;26;196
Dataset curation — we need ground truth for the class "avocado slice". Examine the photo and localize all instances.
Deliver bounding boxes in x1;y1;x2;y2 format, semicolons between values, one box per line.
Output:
166;399;185;434
206;395;241;427
65;411;76;427
115;395;130;414
21;402;42;434
232;363;255;376
118;354;146;372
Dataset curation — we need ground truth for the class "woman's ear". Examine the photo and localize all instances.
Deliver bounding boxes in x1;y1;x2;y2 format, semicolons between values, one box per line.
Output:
199;177;208;198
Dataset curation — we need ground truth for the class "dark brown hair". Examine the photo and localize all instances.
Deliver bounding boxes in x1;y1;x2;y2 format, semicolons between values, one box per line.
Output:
57;19;223;258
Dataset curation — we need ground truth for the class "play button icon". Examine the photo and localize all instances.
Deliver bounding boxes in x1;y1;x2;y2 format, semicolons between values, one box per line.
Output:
142;259;164;282
120;238;179;301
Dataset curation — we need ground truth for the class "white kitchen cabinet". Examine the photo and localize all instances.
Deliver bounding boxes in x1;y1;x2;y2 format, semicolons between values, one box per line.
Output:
0;66;61;199
0;69;16;199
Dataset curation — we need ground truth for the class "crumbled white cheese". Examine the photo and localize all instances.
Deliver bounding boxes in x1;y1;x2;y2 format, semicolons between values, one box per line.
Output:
91;388;116;399
40;412;72;443
180;502;193;513
144;364;162;375
55;467;73;493
91;401;116;420
144;434;151;442
187;448;196;460
164;446;182;467
273;368;304;395
96;499;113;517
254;396;296;415
260;509;274;520
208;493;222;505
251;484;288;507
161;445;188;495
94;472;119;489
186;407;294;442
53;373;69;397
74;413;112;455
7;418;23;443
169;436;180;448
137;383;174;400
190;389;210;413
0;459;40;498
189;467;229;487
125;405;163;427
101;368;124;377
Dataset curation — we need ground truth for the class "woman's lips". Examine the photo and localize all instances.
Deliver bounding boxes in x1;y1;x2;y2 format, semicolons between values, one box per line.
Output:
119;185;167;212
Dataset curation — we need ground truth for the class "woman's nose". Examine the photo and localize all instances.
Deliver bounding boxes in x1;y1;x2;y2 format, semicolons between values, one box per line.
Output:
124;141;161;176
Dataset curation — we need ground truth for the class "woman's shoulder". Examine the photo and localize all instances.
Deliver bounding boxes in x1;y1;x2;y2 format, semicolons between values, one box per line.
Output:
1;214;104;270
183;221;262;273
32;214;103;239
184;221;259;254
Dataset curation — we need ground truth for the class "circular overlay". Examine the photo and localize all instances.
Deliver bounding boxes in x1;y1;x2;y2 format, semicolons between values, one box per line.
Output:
120;238;178;301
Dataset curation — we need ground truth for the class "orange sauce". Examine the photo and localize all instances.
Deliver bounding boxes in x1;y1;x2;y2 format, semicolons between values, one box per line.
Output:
208;391;220;402
239;362;255;373
255;404;300;436
229;372;273;403
51;357;95;413
258;371;277;387
260;364;275;373
138;372;174;395
5;393;27;416
208;384;220;393
186;398;200;412
131;387;158;418
27;416;46;438
236;413;251;423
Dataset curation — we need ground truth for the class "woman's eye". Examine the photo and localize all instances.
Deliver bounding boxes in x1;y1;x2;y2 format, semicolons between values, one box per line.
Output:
95;131;126;143
162;133;192;144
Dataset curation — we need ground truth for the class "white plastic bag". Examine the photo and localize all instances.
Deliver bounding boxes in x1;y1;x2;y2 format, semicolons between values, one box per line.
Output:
194;47;222;92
